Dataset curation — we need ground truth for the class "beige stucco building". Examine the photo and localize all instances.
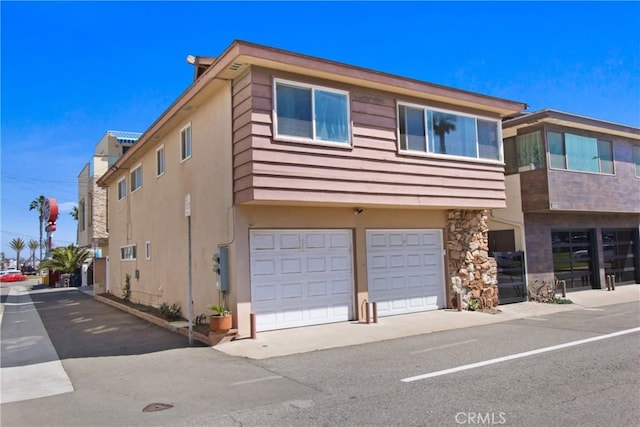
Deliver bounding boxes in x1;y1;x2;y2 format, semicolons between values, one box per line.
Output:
98;41;526;337
77;130;141;285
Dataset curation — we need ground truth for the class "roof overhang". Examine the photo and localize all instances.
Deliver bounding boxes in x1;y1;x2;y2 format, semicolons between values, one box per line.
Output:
99;40;527;186
502;109;640;140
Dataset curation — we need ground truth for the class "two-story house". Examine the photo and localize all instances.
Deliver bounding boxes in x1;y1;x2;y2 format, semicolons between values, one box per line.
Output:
488;110;640;297
77;130;142;286
97;40;526;336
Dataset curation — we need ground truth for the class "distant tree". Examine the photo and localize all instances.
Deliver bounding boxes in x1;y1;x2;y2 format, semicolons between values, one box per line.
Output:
9;238;26;267
70;206;79;221
28;239;40;266
432;113;457;154
29;195;46;262
39;245;89;274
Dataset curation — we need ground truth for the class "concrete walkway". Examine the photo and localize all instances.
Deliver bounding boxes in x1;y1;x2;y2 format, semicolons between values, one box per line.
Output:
1;285;74;403
215;284;640;359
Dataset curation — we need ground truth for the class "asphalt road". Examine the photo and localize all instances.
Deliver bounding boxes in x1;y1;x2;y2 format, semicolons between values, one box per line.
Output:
1;286;638;426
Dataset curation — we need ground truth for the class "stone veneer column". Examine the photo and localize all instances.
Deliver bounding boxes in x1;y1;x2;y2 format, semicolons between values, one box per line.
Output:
447;210;499;309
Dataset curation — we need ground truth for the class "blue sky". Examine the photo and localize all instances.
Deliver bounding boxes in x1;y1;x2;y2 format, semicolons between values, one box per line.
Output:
1;1;639;260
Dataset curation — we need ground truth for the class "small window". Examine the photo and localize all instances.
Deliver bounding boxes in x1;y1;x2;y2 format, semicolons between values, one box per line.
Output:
120;244;137;260
274;79;350;145
548;131;566;169
130;164;143;192
634;145;640;177
515;131;544;171
156;145;165;177
181;124;192;161
88;193;93;227
79;199;86;231
117;178;126;200
145;241;151;260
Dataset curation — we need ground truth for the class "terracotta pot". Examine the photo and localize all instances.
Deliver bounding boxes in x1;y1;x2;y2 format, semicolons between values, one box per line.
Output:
210;314;232;333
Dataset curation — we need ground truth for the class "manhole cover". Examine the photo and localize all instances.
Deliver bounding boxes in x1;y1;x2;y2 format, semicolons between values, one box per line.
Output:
142;403;174;412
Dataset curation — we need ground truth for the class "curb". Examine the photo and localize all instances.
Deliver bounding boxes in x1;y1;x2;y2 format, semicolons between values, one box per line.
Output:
94;294;214;346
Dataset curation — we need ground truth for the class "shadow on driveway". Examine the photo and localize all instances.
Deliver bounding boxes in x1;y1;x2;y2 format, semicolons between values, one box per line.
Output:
31;290;205;359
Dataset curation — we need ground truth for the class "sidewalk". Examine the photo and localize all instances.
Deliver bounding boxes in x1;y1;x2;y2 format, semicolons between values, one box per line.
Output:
215;284;640;359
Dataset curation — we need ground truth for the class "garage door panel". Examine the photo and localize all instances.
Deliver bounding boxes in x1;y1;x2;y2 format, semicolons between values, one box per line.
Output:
252;234;276;250
331;256;351;271
281;282;303;299
304;233;326;249
307;257;327;272
251;229;354;331
367;229;444;317
329;233;350;248
252;258;276;276
281;258;302;274
280;233;302;249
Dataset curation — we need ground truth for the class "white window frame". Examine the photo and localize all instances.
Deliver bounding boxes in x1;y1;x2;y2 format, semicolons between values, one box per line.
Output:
273;78;352;148
117;177;126;200
396;101;503;164
120;244;137;261
145;241;151;260
180;123;192;162
130;163;143;193
633;145;640;178
156;145;165;177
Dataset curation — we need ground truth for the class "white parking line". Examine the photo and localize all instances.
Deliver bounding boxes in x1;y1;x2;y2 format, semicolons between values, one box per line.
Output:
401;327;640;383
230;375;282;386
411;339;477;354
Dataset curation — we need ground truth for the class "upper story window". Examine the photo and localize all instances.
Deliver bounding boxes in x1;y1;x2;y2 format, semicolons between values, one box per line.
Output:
504;131;544;174
120;244;136;260
117;177;126;200
181;124;192;161
548;131;613;174
634;145;640;177
79;199;86;231
130;164;143;192
274;79;350;145
156;145;165;177
398;104;501;161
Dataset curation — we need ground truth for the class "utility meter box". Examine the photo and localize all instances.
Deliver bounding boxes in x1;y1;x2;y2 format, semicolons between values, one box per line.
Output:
213;246;229;292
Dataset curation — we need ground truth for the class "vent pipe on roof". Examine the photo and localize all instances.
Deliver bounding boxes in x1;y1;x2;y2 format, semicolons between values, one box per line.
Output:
186;55;217;81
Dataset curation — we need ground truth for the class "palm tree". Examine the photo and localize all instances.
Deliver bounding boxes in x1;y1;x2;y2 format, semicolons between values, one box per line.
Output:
70;206;79;220
29;195;46;262
39;245;90;274
28;239;40;266
9;238;26;268
432;113;457;154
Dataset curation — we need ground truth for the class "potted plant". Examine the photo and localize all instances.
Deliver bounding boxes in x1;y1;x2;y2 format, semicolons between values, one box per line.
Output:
209;302;232;333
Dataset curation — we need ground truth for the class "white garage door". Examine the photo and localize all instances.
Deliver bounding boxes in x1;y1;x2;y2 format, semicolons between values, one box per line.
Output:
366;229;445;317
250;230;354;332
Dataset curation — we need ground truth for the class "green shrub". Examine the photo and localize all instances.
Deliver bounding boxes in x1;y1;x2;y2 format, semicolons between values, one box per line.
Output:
159;302;182;321
122;274;131;302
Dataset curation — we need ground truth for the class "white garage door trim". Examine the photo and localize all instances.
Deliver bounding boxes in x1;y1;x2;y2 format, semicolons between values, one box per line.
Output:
250;229;355;332
366;229;445;317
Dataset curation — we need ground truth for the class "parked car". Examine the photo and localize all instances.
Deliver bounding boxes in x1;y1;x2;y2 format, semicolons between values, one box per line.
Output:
1;271;28;282
0;269;22;276
21;265;37;274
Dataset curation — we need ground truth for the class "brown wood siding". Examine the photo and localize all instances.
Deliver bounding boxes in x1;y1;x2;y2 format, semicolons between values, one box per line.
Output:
232;66;507;209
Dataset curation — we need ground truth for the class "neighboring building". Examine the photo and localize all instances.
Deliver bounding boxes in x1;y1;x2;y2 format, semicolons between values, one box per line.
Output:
98;40;526;336
489;110;640;297
77;130;142;285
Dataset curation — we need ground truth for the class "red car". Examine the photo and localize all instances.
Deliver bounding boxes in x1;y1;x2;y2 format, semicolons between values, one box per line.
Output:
0;272;28;282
